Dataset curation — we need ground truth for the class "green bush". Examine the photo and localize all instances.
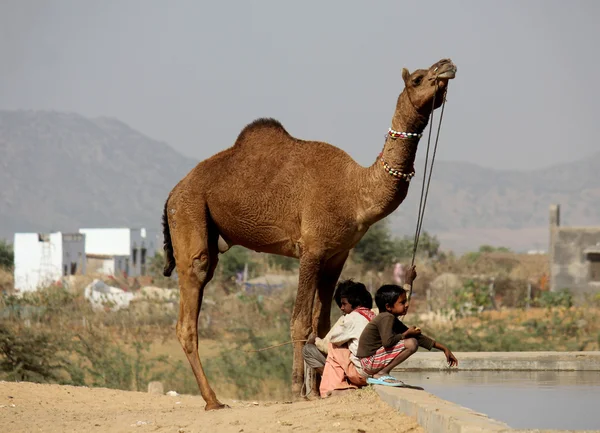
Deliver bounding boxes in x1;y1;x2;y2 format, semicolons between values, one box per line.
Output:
535;288;573;309
427;307;599;352
478;245;511;253
449;279;493;317
0;285;170;391
0;323;83;384
0;240;14;270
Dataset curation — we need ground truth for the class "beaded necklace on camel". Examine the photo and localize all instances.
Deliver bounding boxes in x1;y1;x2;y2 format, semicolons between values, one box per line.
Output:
378;127;422;181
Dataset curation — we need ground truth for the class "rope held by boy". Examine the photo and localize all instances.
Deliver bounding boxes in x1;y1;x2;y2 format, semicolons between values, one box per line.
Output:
244;339;308;353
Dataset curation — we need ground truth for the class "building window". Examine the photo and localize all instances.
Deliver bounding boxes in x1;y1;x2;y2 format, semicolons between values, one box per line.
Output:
132;248;137;267
588;253;600;282
141;248;147;275
63;264;68;276
71;262;77;275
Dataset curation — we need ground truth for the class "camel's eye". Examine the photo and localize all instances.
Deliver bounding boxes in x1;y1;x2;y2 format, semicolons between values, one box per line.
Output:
412;75;424;86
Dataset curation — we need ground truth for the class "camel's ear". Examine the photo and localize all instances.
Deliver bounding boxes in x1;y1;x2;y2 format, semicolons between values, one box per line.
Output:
402;68;410;84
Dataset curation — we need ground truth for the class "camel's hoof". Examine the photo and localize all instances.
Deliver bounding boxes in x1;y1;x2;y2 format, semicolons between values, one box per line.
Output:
204;402;229;411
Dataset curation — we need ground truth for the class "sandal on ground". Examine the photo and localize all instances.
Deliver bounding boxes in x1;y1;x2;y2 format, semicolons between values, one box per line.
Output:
366;375;406;387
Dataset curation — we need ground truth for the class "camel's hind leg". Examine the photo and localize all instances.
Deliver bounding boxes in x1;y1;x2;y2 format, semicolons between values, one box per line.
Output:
173;208;224;410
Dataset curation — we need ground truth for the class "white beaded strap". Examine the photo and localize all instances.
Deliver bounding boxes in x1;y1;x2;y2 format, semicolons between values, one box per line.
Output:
388;128;422;139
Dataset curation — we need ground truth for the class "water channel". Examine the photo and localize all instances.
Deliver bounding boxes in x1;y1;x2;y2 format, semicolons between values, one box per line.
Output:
393;370;600;430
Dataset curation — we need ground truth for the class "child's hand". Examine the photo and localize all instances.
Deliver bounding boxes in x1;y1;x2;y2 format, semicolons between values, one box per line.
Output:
404;326;422;338
406;266;417;284
445;349;458;367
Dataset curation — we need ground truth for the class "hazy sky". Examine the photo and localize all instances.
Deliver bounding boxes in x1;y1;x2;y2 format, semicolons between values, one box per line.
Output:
1;0;598;170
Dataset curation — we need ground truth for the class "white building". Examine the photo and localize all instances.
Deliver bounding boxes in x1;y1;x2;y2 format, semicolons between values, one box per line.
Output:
79;228;159;277
13;232;86;293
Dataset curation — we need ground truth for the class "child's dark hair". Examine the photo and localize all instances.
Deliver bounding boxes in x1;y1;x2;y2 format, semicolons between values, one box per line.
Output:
334;279;373;309
375;284;407;312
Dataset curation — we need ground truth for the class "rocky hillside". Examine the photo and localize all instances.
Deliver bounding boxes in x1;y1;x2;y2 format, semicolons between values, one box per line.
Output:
392;151;600;251
1;110;598;252
0;110;196;240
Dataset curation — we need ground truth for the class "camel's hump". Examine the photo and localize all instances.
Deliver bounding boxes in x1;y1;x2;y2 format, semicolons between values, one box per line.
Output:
234;118;291;145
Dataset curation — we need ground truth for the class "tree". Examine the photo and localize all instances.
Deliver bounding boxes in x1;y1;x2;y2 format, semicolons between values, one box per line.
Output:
0;240;14;270
394;237;413;259
353;221;396;271
354;223;442;270
417;231;441;258
219;246;257;281
393;231;440;261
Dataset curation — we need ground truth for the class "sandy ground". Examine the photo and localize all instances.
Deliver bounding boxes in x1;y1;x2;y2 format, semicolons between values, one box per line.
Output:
0;381;423;433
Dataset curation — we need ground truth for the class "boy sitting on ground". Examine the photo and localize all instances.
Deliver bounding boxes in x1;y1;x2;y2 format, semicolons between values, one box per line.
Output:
302;284;349;376
357;266;458;386
319;280;375;397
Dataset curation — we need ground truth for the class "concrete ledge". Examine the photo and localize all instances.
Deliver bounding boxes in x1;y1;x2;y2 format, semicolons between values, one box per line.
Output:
376;386;510;433
393;351;600;372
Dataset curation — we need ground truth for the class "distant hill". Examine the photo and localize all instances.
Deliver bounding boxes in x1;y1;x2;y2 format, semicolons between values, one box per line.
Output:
391;151;600;251
1;110;599;252
0;110;196;240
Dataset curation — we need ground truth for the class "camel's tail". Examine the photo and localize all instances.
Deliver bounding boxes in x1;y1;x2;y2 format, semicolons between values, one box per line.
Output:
162;200;176;277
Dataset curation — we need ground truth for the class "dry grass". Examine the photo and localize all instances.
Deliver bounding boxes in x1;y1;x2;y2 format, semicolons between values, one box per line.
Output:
420;306;600;352
0;268;14;294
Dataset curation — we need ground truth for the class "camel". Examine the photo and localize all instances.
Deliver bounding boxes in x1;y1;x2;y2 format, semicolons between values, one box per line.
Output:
162;58;457;410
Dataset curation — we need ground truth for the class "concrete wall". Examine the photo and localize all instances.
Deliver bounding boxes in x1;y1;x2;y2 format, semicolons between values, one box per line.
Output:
114;255;129;276
61;233;86;276
130;229;143;277
549;204;600;294
79;227;158;278
14;232;85;292
125;228;159;277
14;228;157;287
79;228;131;256
86;256;116;275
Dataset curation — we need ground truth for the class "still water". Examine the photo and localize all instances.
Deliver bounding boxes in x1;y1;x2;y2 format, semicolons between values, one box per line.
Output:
393;370;600;430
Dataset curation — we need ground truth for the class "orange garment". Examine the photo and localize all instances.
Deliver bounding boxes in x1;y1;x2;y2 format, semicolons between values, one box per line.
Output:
319;343;368;398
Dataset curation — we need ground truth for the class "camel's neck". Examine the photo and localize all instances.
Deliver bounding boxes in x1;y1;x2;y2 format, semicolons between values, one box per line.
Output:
381;92;429;173
357;92;431;225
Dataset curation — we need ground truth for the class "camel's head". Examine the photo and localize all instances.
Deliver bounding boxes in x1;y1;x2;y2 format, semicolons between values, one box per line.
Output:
401;58;457;113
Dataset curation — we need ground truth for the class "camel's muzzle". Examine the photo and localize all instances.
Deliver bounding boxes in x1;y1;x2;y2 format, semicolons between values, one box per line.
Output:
431;60;457;81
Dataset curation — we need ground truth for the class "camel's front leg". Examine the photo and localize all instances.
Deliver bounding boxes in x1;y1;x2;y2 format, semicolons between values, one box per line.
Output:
291;253;322;397
312;251;350;337
299;251;349;397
